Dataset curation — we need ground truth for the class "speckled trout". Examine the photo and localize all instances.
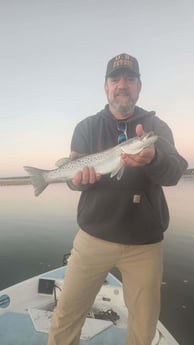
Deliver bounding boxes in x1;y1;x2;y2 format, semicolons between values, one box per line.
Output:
24;132;157;196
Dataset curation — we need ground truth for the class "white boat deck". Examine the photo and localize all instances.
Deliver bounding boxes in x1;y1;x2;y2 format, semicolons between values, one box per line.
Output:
0;312;126;345
0;267;127;345
0;266;179;345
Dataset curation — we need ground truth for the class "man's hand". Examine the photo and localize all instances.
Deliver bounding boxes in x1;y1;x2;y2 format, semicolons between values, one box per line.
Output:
70;151;101;186
121;124;156;167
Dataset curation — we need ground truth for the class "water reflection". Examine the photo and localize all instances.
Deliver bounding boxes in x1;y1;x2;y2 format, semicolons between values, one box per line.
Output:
0;184;80;289
164;178;194;237
0;179;194;344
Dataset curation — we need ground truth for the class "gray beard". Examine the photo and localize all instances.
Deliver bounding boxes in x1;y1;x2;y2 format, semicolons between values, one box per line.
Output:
110;98;135;116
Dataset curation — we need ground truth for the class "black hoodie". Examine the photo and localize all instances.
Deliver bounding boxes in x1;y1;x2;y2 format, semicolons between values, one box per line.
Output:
68;105;188;244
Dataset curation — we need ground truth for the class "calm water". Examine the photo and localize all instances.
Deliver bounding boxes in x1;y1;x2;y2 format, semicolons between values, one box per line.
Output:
0;179;194;344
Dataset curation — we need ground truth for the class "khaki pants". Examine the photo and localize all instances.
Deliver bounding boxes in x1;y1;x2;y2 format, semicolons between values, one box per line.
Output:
48;230;163;345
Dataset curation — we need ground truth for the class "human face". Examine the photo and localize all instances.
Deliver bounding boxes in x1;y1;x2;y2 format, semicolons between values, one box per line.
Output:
104;70;142;119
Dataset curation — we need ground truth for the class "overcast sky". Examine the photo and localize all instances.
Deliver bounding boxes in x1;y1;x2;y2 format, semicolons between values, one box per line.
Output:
1;0;193;176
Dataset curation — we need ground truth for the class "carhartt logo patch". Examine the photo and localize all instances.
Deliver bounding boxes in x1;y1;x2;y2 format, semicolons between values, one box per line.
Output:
133;194;141;203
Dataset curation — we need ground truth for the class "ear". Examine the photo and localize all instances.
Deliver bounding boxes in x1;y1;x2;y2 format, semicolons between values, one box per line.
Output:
137;79;142;93
104;80;108;94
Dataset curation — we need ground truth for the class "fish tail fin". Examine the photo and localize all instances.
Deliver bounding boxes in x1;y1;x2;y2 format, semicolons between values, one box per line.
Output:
24;166;48;196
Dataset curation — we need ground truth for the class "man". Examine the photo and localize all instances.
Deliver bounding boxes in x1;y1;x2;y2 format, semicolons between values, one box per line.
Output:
48;53;188;345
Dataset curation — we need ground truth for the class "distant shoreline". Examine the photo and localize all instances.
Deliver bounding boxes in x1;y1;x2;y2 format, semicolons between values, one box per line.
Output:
0;177;31;186
0;177;64;186
0;173;193;187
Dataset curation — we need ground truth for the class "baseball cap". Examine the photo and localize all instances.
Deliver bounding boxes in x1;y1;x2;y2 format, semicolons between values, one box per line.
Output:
105;53;140;78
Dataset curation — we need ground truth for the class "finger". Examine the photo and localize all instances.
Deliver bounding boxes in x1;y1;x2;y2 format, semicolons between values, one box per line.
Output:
136;124;144;137
69;151;78;160
139;146;155;161
87;166;96;184
121;153;136;166
82;166;100;184
82;166;90;184
121;150;153;166
72;171;83;185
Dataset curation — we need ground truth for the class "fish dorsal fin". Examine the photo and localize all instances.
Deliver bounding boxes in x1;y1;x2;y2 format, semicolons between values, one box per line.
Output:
110;163;125;180
55;157;71;167
56;153;85;167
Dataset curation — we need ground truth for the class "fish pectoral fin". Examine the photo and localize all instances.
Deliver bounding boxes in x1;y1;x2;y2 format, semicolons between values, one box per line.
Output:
116;166;125;180
121;147;127;154
110;164;125;180
55;157;71;167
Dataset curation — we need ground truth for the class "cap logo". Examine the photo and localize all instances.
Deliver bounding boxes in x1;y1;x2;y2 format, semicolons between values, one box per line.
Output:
113;54;133;69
